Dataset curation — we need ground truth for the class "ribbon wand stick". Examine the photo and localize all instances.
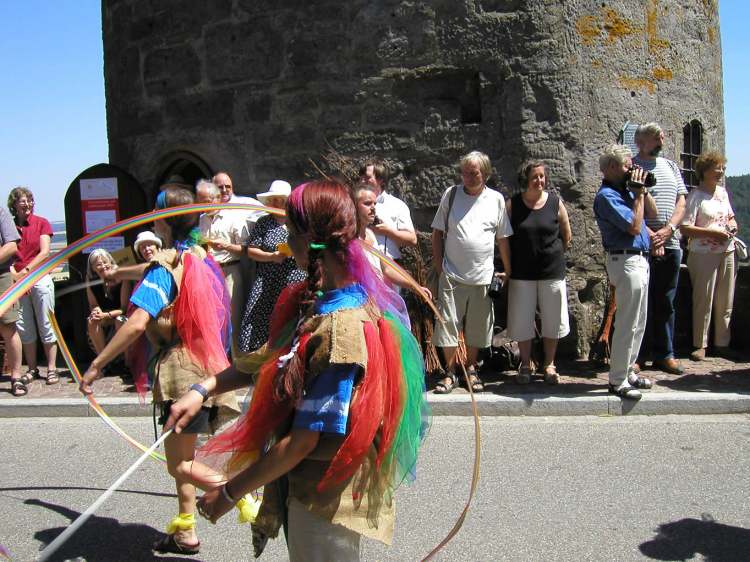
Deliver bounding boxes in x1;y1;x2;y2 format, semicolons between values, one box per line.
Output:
37;428;173;562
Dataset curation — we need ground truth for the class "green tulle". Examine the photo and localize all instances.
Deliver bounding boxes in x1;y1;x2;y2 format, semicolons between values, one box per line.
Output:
384;312;431;488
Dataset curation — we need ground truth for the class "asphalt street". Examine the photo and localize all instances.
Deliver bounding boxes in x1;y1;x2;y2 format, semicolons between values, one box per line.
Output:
1;415;749;561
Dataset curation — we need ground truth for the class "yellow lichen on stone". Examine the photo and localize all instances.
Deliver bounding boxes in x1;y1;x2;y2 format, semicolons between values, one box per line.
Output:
652;66;673;80
591;59;602;68
647;0;670;54
708;26;716;44
603;8;638;43
576;15;600;45
619;76;656;94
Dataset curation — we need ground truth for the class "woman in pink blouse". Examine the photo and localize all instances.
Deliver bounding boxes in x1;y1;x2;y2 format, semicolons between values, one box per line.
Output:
680;152;738;361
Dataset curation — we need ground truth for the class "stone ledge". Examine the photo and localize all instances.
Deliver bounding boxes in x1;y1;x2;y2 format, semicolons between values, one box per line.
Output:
3;393;748;418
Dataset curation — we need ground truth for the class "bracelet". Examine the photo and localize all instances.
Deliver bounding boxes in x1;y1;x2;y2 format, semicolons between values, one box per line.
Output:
189;383;209;403
221;483;237;504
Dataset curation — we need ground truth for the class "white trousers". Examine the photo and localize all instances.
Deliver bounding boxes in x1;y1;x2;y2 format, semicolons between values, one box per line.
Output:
606;254;649;386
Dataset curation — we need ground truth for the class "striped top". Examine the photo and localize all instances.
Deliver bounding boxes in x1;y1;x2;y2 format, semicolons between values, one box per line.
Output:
632;156;688;250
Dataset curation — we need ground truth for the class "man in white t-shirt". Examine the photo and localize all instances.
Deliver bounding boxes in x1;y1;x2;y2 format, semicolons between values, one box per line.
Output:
431;151;512;393
359;160;416;260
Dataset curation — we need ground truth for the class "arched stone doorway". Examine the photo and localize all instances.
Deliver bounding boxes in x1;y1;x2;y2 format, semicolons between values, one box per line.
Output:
154;151;213;194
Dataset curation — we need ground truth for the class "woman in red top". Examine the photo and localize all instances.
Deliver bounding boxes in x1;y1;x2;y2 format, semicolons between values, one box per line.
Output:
8;187;59;384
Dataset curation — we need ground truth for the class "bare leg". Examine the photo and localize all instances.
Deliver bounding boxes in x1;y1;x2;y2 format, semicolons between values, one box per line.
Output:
437;346;457;388
22;342;38;372
518;339;533;369
43;341;58;372
542;338;559;371
88;320;106;354
1;323;22;379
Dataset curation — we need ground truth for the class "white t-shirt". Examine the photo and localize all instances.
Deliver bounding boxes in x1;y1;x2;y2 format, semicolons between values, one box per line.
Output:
431;185;513;285
682;185;735;254
374;191;414;260
230;194;266;229
199;209;251;264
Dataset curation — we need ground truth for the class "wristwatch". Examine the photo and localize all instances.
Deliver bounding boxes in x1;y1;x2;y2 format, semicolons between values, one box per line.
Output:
668;223;678;234
189;383;209;403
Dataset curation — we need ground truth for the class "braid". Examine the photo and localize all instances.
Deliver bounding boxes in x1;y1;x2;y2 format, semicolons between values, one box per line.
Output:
274;179;358;402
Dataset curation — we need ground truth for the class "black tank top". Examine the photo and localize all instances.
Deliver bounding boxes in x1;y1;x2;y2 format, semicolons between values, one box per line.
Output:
91;281;122;312
509;192;565;280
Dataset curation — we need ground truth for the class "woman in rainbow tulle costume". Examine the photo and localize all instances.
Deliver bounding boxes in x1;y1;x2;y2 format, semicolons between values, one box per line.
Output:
80;184;240;555
167;180;430;561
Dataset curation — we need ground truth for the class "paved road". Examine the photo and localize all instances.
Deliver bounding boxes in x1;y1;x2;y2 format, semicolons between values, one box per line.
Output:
2;415;749;561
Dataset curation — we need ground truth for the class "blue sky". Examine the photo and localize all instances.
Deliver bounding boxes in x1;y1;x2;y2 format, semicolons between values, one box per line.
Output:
0;1;747;222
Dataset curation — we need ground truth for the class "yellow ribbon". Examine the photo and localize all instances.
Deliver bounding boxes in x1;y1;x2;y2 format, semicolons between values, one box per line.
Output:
166;512;196;534
236;494;262;524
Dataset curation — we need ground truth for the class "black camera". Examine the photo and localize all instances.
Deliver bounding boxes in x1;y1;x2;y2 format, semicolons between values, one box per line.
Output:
625;167;657;188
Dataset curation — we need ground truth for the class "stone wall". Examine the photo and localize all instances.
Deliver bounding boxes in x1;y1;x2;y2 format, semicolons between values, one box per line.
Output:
102;0;724;357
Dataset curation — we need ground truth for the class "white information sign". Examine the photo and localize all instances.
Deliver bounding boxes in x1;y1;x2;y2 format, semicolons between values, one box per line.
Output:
80;177;118;200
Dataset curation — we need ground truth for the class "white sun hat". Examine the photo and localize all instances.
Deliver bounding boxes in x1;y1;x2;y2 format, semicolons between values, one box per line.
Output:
256;180;292;204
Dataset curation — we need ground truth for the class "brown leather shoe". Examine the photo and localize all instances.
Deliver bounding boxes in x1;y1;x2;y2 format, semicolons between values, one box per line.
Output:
652;357;684;375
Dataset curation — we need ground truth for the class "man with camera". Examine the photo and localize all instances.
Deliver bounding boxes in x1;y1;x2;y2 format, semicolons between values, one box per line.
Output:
594;144;658;399
633;123;688;375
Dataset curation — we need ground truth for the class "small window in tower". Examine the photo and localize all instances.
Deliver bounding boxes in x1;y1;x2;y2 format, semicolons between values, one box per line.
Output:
680;120;703;189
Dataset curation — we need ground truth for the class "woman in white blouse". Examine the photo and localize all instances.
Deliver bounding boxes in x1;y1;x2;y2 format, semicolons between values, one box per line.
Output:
680;151;738;361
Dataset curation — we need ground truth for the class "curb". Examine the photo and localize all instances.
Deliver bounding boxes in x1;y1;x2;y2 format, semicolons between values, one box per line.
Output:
1;392;749;418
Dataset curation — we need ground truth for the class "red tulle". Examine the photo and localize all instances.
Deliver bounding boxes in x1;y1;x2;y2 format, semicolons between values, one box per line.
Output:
317;321;388;492
374;317;405;470
173;252;230;375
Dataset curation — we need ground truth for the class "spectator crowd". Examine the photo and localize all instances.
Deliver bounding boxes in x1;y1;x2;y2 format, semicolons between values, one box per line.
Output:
2;122;741;402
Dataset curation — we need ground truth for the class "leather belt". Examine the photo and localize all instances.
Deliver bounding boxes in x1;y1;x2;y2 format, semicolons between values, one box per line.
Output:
608;249;648;257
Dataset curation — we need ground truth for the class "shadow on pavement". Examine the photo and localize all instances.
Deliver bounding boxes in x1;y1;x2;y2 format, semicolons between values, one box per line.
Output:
656;368;750;394
0;485;175;499
639;513;750;561
27;498;194;562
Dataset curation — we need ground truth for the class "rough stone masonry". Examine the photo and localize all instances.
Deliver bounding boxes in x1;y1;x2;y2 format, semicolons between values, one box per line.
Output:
102;0;724;357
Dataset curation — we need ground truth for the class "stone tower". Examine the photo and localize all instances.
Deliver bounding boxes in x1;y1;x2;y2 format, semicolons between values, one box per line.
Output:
102;0;724;356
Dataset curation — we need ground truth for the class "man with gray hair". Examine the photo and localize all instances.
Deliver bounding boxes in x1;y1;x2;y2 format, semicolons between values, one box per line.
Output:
594;144;658;399
431;150;512;394
633;122;688;375
196;177;254;355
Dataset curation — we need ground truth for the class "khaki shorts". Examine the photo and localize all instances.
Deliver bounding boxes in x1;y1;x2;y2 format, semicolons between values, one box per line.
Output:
0;271;19;325
432;272;493;349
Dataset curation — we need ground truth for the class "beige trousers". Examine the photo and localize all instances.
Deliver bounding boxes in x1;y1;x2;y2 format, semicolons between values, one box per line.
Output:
221;262;243;356
287;498;361;562
687;250;736;348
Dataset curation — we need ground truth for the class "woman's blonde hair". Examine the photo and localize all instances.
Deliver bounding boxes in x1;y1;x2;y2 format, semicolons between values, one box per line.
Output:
694;151;727;182
87;249;116;280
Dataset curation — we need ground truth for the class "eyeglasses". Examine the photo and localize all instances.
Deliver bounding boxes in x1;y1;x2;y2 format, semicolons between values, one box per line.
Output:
217;184;232;190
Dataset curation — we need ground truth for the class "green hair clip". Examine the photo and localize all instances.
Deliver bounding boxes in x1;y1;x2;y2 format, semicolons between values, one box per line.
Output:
314;290;324;298
309;242;327;250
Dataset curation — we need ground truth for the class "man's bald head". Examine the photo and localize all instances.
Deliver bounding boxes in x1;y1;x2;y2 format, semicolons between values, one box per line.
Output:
212;171;233;203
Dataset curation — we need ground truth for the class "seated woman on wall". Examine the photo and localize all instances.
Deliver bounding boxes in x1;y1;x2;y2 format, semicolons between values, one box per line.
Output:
680;151;739;361
86;249;131;355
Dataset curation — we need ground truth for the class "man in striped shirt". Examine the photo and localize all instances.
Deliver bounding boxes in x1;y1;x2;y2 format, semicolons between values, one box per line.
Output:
633;122;688;375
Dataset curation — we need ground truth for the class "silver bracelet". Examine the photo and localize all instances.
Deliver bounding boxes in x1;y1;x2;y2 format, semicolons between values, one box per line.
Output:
221;483;237;504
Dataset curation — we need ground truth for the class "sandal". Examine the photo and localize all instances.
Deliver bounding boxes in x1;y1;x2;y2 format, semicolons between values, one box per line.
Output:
45;370;59;385
11;379;28;397
466;369;484;393
434;372;457;394
152;533;200;555
517;364;533;385
543;364;559;385
19;368;38;385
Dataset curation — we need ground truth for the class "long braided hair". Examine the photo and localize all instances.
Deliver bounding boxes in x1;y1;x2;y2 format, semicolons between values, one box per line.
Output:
275;180;358;401
287;180;358;310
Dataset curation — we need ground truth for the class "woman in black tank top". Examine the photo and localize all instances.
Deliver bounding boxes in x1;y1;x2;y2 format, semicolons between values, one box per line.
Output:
507;162;572;384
